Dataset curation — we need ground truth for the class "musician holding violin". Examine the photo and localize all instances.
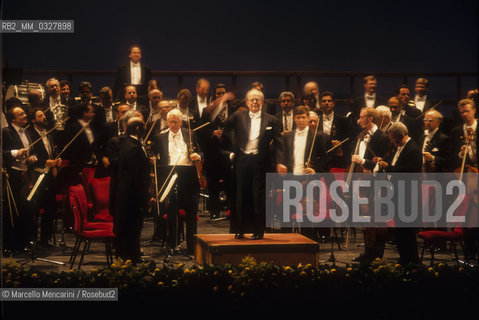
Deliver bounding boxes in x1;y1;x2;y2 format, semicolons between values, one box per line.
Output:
2;106;38;252
151;108;202;256
349;107;390;262
27;108;62;247
276;105;331;241
450;98;479;261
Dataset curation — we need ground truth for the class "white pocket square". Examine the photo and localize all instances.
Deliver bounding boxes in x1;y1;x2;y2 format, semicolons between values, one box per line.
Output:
266;126;272;130
432;148;439;152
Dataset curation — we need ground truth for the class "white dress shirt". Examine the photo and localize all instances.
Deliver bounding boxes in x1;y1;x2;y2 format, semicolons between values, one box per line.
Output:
365;93;376;108
10;123;30;171
462;120;477;162
415;95;427;112
78;119;94;144
130;61;141;85
168;129;190;166
293;126;309;174
244;111;261;155
35;127;53;158
282;111;293;131
322;112;334;135
197;96;208;118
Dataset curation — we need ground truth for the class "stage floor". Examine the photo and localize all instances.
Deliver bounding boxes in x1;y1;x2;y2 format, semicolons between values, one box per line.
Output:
4;209;474;271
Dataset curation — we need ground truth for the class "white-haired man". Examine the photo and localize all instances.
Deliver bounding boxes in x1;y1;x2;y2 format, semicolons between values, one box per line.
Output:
223;89;283;240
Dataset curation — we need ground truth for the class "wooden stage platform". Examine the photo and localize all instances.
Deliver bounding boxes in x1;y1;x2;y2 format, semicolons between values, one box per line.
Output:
195;233;319;266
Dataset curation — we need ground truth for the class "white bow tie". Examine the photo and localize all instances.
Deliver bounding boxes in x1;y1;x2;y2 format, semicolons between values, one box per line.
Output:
297;130;306;136
249;112;261;119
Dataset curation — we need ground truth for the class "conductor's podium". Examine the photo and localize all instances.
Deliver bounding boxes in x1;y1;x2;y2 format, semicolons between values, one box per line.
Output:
195;233;319;267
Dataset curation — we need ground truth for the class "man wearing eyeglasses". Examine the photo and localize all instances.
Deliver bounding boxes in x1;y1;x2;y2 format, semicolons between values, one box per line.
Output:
419;109;450;172
223;89;283;240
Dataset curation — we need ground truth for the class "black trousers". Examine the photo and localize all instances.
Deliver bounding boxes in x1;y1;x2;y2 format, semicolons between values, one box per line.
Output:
2;169;35;251
164;166;199;254
235;153;266;234
31;171;56;244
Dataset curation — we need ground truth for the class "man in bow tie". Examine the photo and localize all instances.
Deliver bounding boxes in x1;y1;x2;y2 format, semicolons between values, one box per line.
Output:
275;91;296;134
27;108;62;246
318;91;354;169
351;75;386;125
113;45;152;102
223;89;283;240
152;109;202;255
2;106;38;252
413;78;435;113
419;109;450;172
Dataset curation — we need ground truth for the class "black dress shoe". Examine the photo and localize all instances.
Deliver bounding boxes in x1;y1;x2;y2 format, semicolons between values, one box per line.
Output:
352;253;371;263
235;233;245;239
250;233;264;240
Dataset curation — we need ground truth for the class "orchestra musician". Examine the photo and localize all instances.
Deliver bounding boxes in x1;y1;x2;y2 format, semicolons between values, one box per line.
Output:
376;122;422;265
276;105;332;241
317;91;354;169
449;98;479;261
223;88;283;240
112;45;152;102
350;107;390;262
152;109;202;255
200;84;236;221
115;116;150;263
2;106;37;252
27;108;62;247
419;109;450;172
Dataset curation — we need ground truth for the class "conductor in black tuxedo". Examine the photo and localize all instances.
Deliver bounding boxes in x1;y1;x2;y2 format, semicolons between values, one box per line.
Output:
377;122;422;265
223;88;283;240
113;45;152;102
152;109;202;255
115;117;150;263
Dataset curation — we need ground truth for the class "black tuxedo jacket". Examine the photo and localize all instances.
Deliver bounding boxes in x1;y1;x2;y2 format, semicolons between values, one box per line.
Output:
449;123;479;170
113;63;152;101
394;113;422;144
188;95;210;129
116;136;150;214
199;102;235;158
385;139;422;173
358;129;391;171
418;129;450;172
350;95;387;122
280;128;332;173
2;125;33;169
274;110;296;132
63;119;101;166
224;109;283;171
27;127;57;169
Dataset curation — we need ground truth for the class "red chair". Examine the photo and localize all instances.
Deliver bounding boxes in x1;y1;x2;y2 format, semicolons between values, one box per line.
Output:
417;195;470;265
80;167;96;212
68;184;115;269
89;177;113;222
68;184;113;231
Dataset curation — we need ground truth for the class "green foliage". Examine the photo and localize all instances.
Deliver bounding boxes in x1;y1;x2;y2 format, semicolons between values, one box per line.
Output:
3;256;479;304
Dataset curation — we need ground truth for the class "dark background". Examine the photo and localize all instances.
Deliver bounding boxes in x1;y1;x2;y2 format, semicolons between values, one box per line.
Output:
1;0;478;113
